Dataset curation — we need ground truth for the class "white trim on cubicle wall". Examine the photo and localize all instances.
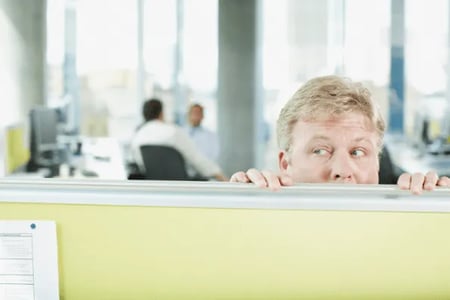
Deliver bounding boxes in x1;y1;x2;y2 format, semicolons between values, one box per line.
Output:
0;179;449;213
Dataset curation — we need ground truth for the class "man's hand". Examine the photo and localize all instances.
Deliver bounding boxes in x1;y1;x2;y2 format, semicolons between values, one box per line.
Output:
230;169;450;194
397;171;450;194
230;168;293;191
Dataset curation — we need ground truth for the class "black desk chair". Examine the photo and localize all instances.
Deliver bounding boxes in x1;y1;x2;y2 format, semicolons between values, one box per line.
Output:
379;145;398;184
127;145;209;181
138;145;189;180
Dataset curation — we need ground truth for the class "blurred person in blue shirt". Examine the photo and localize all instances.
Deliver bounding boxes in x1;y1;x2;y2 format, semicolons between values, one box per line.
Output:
184;103;220;162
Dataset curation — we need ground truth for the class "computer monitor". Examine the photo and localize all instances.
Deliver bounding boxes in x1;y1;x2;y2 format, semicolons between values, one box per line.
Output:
27;107;64;175
30;107;58;151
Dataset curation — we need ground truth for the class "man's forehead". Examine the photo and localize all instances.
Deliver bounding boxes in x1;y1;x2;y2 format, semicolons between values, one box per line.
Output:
293;115;378;144
307;134;375;143
299;113;375;130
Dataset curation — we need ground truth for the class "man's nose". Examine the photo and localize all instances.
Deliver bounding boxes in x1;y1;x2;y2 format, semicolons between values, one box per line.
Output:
329;153;354;182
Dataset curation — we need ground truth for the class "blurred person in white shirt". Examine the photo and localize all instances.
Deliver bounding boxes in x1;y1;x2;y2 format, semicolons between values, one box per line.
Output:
131;99;226;181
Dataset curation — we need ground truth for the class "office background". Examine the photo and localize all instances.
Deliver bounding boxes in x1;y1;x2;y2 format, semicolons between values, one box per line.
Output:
0;0;449;177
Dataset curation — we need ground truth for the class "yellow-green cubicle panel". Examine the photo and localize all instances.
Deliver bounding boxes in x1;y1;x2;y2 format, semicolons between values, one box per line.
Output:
1;179;450;299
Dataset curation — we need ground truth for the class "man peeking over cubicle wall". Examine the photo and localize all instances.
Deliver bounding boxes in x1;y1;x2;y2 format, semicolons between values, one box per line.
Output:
230;75;450;194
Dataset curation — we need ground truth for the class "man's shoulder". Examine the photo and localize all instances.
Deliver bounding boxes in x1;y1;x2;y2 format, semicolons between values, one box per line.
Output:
134;121;178;140
139;120;173;130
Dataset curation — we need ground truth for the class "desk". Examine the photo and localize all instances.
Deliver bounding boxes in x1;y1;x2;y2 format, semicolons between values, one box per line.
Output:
69;137;127;180
385;134;450;177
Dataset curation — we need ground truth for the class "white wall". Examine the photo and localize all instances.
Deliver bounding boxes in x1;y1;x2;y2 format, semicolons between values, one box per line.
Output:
0;0;46;127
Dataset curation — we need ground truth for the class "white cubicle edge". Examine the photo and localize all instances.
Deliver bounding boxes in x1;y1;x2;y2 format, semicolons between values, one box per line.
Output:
0;178;449;213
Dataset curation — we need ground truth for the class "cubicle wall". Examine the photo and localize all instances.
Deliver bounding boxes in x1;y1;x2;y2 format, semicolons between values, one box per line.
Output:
1;179;450;299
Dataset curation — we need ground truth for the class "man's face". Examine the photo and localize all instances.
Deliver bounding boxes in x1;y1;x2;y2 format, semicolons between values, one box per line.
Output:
278;112;380;184
189;106;203;127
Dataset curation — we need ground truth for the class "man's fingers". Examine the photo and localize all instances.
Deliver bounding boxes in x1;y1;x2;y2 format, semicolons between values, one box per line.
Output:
397;172;425;194
437;176;450;187
410;173;426;195
230;171;250;183
397;173;411;190
261;170;282;191
424;171;439;190
246;168;269;187
231;169;293;190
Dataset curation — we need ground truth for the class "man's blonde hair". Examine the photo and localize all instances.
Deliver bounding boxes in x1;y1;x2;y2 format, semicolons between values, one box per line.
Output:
276;75;386;154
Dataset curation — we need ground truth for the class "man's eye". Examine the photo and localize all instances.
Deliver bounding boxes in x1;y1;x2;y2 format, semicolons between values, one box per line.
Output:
351;149;365;157
313;149;328;155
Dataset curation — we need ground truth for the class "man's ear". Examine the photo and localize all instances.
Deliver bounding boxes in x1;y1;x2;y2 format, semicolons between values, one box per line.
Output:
278;151;289;172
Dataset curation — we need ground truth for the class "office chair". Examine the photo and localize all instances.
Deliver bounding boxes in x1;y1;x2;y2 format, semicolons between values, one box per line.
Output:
139;145;190;180
379;145;398;184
